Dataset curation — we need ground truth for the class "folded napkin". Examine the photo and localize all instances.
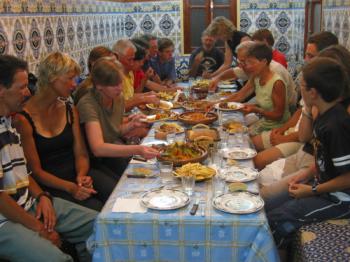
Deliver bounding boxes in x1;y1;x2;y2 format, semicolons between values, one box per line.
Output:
129;158;156;165
112;198;147;213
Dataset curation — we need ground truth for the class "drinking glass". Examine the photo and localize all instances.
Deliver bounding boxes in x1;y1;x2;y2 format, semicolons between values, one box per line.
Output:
212;174;226;197
159;161;173;184
181;175;195;196
166;132;176;144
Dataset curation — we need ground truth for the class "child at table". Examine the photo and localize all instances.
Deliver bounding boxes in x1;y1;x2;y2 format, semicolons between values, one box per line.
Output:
266;57;350;251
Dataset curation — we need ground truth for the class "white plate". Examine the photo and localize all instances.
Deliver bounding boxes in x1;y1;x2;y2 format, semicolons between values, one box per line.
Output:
214;102;244;111
142;140;168;146
141;189;190;210
212;192;264;214
140;113;172;123
146;100;173;110
218;83;237;89
224;166;259;182
222;147;257;160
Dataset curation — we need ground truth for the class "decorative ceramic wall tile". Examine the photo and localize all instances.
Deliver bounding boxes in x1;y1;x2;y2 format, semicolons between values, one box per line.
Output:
323;1;350;50
240;0;305;77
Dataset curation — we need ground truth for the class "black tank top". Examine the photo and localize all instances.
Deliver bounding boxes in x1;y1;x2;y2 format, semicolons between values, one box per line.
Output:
20;103;76;182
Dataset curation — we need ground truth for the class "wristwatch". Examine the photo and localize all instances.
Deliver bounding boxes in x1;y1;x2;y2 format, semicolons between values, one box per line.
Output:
312;183;318;194
36;191;53;202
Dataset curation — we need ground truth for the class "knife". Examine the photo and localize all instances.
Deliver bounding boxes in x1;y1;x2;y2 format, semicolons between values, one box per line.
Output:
190;198;200;215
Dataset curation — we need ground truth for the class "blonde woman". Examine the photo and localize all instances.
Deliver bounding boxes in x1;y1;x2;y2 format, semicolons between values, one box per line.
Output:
15;52;108;211
205;16;250;78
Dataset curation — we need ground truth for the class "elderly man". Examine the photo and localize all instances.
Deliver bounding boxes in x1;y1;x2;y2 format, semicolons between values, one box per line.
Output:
0;55;97;262
189;30;224;78
113;39;159;111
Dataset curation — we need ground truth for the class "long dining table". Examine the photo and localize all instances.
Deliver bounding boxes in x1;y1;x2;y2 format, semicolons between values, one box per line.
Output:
87;84;280;262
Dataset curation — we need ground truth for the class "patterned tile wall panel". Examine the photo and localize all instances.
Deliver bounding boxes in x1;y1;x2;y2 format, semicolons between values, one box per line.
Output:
0;0;126;75
323;1;350;50
240;0;306;77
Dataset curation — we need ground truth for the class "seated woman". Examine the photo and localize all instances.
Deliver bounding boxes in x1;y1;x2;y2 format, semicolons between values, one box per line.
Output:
239;42;290;136
77;58;159;178
205;16;251;78
15;52;109;211
73;46;116;104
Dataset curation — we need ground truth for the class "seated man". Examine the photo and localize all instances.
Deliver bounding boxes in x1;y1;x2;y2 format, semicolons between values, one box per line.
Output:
149;38;176;86
113;39;160;112
252;29;288;68
188;30;224;78
0;55;97;262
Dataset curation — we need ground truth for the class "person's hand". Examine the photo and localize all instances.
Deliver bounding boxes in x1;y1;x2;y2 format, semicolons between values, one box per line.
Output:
76;176;93;188
145;67;155;79
288;171;311;187
208;78;219;92
36;196;56;232
289;183;313;199
241;104;259;114
270;130;285;146
127;114;149;129
139;146;160;159
71;183;97;201
194;51;204;64
144;94;160;105
38;224;61;248
202;71;211;79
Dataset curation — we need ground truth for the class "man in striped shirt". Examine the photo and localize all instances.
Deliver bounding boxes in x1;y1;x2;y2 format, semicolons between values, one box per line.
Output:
0;55;97;262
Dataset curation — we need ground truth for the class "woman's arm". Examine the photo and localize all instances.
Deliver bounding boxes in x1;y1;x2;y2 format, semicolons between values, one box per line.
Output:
71;107;90;182
208;42;233;78
257;80;286;121
84;121;159;159
298;105;317;142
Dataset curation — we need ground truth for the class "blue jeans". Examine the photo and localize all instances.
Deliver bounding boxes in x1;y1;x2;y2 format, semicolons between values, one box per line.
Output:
0;197;97;262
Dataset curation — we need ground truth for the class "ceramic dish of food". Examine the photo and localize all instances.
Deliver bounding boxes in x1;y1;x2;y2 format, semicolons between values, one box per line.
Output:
173;162;216;182
222;120;247;134
215;102;244;111
157;91;176;101
155;122;184;134
141;112;177;123
157;142;208;166
178;111;218;125
185;124;220;142
146;100;173;111
182;100;212;111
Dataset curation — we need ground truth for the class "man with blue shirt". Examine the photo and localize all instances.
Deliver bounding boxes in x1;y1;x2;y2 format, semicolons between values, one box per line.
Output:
149;37;177;86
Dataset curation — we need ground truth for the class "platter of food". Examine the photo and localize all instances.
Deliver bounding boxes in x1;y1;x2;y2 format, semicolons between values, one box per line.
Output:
222;120;247;134
215;102;244;111
182;100;212;111
146;100;173;111
155;122;184;134
157;142;208;166
173;162;216;182
141;112;177;123
186;124;220;142
178;111;218;125
157;91;176;101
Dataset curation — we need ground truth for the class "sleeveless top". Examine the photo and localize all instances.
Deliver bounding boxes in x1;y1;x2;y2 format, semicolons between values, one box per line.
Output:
20;103;77;183
249;72;290;136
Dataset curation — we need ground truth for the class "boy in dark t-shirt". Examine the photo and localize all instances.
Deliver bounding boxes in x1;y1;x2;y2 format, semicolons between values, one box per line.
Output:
266;57;350;249
188;31;224;77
